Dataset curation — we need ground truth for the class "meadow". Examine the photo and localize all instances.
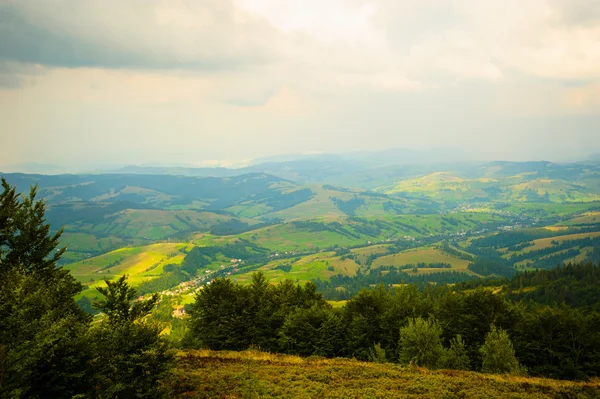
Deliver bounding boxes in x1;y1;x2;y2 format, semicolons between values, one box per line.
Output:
165;349;600;399
65;242;193;299
371;247;472;273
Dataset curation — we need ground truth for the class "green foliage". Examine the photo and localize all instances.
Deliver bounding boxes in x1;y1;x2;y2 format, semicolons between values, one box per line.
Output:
314;268;474;300
439;335;470;370
507;263;600;312
88;275;174;398
434;288;519;369
187;272;330;353
480;325;523;374
368;343;387;363
511;304;600;380
0;178;66;275
0;178;175;398
0;178;90;398
279;305;343;357
398;317;444;368
94;274;159;324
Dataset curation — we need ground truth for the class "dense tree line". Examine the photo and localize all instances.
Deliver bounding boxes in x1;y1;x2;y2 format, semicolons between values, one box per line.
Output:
187;271;600;380
469;227;600;250
312;268;474;300
468;259;517;277
331;196;366;216
505;263;600;312
0;179;173;398
506;236;600;265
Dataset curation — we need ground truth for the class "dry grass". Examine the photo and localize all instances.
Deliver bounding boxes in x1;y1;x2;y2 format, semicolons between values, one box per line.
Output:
164;349;600;398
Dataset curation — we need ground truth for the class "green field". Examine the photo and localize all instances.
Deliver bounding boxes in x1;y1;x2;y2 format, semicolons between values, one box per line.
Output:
380;171;600;205
371;247;472;273
193;213;511;253
66;242;193;299
234;251;359;285
559;211;600;226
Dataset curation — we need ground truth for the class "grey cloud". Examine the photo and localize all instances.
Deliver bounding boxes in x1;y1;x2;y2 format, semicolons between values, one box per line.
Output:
0;73;22;88
0;0;277;71
0;61;42;88
552;0;600;26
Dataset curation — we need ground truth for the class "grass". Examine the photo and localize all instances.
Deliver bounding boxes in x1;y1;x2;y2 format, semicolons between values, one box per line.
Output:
382;172;492;202
381;172;600;204
193;213;511;253
560;212;600;226
64;209;239;241
352;244;394;264
502;202;600;218
164;349;600;399
234;251;356;285
66;242;193;299
371;247;471;273
60;232;126;253
506;232;600;255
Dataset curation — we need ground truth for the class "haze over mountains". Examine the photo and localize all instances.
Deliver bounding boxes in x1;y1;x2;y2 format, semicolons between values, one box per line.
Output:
3;0;600;396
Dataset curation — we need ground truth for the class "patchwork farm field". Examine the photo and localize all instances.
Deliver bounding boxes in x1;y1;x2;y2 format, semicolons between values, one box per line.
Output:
66;242;193;298
234;251;359;284
560;211;600;226
165;350;600;399
510;231;600;254
371;247;471;272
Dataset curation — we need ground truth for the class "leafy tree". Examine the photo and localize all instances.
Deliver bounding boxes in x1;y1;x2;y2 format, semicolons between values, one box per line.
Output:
88;275;174;398
398;317;444;368
435;288;519;369
0;178;90;398
279;305;334;356
480;325;523;374
187;277;252;350
439;335;470;370
343;286;392;360
313;309;345;357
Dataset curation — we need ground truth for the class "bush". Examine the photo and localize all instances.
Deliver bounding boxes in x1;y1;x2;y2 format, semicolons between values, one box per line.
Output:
399;317;444;368
480;325;524;375
368;343;388;363
439;335;470;370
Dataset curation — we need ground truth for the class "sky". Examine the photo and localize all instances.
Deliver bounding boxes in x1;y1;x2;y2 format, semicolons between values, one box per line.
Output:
1;0;599;169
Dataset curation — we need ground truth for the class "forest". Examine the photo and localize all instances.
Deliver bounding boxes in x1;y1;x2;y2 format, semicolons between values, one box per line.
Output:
2;172;600;398
186;267;600;381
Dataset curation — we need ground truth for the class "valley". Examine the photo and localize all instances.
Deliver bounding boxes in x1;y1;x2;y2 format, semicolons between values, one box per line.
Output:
3;157;600;396
4;159;598;310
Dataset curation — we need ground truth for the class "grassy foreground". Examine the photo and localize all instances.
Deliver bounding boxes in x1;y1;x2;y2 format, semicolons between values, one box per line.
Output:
165;350;600;399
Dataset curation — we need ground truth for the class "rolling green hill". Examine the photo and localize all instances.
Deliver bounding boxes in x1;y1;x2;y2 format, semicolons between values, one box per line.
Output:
381;172;600;204
3;162;600;308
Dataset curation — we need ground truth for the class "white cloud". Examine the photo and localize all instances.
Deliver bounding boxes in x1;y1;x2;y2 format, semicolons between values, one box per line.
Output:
0;0;599;165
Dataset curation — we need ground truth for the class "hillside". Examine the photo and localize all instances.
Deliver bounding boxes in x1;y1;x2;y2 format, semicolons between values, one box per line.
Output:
165;349;600;398
381;171;600;204
3;165;600;310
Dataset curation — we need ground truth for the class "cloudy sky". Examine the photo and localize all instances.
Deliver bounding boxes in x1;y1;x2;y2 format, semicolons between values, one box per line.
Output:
1;0;599;168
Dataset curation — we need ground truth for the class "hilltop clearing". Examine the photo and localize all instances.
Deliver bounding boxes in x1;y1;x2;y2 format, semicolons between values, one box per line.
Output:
165;349;600;399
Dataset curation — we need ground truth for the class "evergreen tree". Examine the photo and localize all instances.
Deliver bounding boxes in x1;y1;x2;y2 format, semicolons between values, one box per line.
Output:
0;178;90;398
88;276;174;398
